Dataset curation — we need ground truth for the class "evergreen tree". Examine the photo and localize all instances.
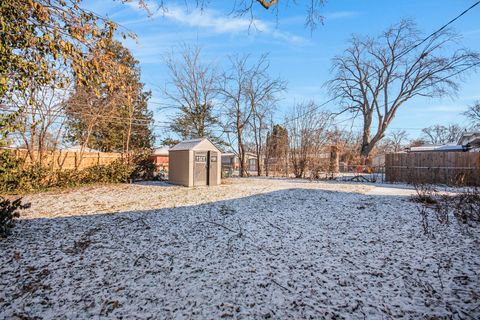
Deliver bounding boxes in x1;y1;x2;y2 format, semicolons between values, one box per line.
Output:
65;40;154;153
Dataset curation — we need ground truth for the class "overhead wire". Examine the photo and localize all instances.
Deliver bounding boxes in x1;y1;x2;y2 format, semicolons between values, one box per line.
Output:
283;1;480;131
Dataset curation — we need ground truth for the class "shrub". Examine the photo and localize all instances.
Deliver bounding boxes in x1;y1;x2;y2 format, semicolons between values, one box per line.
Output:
131;154;156;181
0;150;24;192
413;184;480;237
451;188;480;226
0;197;30;237
0;152;160;194
77;160;135;184
0;158;136;194
411;183;438;205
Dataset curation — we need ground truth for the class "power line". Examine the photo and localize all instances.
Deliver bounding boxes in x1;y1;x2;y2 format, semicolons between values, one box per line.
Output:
281;96;339;125
0;107;171;128
0;109;169;129
286;2;479;131
398;0;480;59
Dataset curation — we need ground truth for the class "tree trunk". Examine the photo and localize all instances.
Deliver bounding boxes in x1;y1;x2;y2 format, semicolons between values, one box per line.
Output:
238;141;246;177
256;153;262;176
265;152;269;177
125;103;134;161
360;114;373;161
236;109;247;177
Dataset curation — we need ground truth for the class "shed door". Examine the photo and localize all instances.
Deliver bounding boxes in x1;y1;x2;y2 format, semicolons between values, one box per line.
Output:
208;151;218;186
248;158;257;172
194;152;208;186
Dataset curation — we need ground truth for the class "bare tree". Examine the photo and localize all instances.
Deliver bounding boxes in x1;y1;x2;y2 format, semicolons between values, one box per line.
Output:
380;129;409;153
463;101;480;129
328;19;479;160
250;103;271;176
409;138;427;147
219;56;250;176
219;54;285;176
137;0;325;30
164;45;220;143
421;124;464;144
286;101;333;178
10;78;71;165
245;56;286;176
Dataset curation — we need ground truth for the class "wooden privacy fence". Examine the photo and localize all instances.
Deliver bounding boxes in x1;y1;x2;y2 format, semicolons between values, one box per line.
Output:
9;149;125;170
385;152;480;186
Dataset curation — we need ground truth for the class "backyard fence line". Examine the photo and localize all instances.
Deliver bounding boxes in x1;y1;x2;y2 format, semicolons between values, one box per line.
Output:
385;152;480;186
3;148;125;171
388;166;477;170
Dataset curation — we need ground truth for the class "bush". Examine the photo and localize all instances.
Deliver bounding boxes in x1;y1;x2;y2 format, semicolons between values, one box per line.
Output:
0;197;30;237
131;154;156;181
411;183;438;205
83;160;135;184
0;154;136;194
451;188;480;226
413;184;480;237
0;150;163;194
0;151;24;192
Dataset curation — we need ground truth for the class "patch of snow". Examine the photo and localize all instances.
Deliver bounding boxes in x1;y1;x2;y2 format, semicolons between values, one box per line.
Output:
1;178;479;318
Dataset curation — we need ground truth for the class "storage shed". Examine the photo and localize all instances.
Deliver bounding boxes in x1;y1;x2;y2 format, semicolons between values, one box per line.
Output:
168;138;221;187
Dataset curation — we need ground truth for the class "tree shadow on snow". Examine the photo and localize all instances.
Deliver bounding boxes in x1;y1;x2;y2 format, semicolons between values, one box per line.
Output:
1;188;479;319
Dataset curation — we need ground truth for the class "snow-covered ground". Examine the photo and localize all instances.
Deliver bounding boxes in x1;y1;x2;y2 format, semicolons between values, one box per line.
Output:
1;178;479;319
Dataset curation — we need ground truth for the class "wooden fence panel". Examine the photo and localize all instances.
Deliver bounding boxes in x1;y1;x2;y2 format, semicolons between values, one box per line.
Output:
6;149;125;171
385;152;480;186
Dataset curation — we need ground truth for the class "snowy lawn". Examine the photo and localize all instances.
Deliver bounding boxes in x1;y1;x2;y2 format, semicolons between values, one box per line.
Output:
1;178;479;319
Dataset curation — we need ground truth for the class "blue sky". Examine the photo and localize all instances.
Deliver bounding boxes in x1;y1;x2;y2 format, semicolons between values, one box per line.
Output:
83;0;480;142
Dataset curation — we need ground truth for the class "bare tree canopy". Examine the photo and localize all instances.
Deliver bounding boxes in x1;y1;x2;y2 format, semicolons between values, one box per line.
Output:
421;124;464;145
463;101;480;129
378;129;409;153
10;75;70;164
285;101;333;178
164;45;221;143
128;0;325;30
328;19;480;159
219;54;285;176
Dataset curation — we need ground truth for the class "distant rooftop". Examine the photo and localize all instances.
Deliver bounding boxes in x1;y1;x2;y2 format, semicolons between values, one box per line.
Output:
152;146;169;156
408;144;467;152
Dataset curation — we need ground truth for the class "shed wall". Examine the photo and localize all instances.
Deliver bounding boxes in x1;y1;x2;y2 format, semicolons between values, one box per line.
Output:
169;150;193;186
208;151;221;186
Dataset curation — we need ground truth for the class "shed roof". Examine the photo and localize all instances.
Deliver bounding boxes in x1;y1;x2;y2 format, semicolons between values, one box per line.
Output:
170;138;221;152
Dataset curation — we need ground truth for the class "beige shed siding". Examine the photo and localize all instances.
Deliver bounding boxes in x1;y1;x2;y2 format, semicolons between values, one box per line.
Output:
168;138;222;187
168;150;192;186
216;152;221;185
188;150;194;186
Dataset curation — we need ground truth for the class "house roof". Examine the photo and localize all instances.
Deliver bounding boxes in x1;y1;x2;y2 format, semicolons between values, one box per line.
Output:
458;131;480;146
408;144;467;152
169;138;221;152
152;146;169;156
